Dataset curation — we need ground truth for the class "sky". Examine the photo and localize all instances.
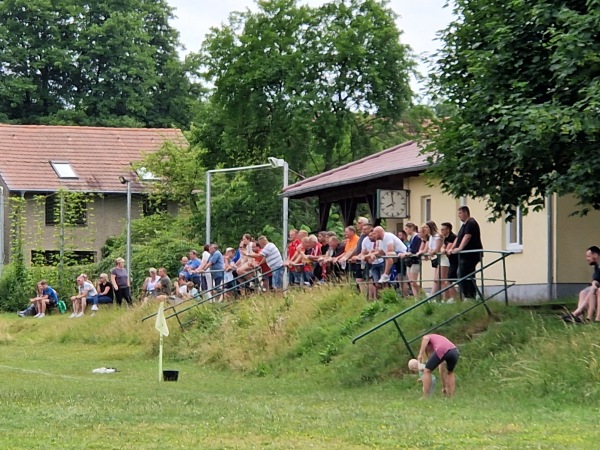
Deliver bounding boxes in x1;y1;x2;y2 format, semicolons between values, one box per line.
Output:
167;0;455;96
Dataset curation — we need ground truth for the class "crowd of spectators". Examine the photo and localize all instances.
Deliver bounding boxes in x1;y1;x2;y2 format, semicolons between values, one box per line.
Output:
17;206;485;317
283;206;482;302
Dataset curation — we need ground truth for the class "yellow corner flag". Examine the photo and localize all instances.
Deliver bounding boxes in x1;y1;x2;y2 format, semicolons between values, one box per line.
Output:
155;302;169;337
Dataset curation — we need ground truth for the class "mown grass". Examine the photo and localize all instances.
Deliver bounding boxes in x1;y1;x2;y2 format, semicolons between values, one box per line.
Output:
1;287;598;448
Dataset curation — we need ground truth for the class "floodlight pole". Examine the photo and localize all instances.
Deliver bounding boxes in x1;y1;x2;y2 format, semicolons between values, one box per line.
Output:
119;176;132;280
268;157;290;291
282;162;289;290
0;186;4;277
126;180;132;277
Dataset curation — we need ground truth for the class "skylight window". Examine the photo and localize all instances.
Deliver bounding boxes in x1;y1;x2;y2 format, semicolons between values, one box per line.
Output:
50;161;78;179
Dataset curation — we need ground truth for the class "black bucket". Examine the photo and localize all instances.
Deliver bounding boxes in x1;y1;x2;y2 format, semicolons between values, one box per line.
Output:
163;370;179;382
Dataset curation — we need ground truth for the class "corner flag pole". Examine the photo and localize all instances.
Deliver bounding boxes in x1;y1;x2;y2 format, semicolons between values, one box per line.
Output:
158;334;163;382
154;302;169;382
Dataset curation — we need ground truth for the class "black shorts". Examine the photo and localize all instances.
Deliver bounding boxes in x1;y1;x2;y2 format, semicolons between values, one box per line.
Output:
350;263;363;279
425;348;460;372
448;264;458;280
395;259;407;276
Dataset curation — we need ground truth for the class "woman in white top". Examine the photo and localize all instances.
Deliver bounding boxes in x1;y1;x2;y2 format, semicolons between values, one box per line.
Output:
426;221;443;298
418;222;443;298
200;244;213;293
141;268;160;301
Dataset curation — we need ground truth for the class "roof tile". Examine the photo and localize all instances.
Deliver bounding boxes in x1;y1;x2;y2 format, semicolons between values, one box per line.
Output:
0;124;187;193
282;141;428;198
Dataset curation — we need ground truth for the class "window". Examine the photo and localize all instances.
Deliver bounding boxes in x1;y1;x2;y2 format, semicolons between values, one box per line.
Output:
506;208;523;251
421;196;431;223
45;195;87;226
50;161;78;179
31;250;96;266
143;198;168;216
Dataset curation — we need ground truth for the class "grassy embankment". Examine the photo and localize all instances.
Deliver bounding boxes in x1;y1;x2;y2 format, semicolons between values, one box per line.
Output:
1;286;598;449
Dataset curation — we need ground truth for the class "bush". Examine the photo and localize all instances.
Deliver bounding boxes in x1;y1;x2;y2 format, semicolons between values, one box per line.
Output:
0;264;32;311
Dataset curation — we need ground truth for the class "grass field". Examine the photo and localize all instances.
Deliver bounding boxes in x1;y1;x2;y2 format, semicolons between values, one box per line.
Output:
1;288;598;449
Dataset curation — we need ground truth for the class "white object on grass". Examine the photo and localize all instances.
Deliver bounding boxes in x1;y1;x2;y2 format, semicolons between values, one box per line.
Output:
92;367;117;374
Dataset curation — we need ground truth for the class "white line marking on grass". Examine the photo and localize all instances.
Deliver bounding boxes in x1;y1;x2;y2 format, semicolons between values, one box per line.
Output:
0;364;119;382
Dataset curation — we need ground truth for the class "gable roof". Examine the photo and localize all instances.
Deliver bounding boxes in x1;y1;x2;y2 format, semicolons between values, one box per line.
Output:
0;124;187;194
282;140;429;198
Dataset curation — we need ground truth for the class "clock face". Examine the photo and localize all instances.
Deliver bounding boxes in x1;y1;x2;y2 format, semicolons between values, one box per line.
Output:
377;189;408;219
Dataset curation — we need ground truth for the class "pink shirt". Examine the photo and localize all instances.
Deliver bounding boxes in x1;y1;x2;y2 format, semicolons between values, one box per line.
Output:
427;334;456;358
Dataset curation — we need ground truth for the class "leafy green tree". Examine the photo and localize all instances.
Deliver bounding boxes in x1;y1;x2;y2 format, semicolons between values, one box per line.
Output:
429;0;600;218
198;0;414;174
132;140;206;213
0;0;201;128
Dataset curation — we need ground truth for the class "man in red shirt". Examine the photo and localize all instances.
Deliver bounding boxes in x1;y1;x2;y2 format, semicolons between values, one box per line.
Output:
417;333;460;397
287;229;299;259
285;229;306;285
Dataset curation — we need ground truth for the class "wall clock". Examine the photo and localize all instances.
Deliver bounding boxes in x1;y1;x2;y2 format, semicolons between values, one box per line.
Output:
376;189;409;219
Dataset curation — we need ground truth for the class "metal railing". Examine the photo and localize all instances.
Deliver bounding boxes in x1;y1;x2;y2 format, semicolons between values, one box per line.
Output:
351;250;515;358
141;265;282;329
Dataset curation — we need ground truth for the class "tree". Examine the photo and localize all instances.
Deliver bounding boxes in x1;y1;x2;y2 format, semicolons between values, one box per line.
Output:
198;0;414;174
429;0;600;219
132;139;206;214
0;0;201;128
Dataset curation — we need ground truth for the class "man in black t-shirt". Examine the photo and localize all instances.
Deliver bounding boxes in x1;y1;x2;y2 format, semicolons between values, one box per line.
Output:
451;206;483;299
441;222;459;302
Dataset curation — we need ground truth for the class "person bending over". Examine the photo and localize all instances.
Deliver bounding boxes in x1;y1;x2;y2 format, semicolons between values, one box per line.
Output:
417;333;460;398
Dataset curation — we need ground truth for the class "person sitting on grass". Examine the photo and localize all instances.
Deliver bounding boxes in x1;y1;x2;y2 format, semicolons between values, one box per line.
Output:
155;268;173;302
22;280;59;319
174;273;189;299
417;333;460;398
185;281;199;300
92;273;114;313
18;281;42;317
70;275;97;318
141;268;160;301
563;246;600;323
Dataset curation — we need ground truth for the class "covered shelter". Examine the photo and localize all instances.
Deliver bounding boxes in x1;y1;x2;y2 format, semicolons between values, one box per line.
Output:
281;141;427;229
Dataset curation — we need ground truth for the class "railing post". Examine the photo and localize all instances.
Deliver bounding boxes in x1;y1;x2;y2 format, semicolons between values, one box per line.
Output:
392;319;415;358
479;252;485;301
503;253;509;305
418;255;423;291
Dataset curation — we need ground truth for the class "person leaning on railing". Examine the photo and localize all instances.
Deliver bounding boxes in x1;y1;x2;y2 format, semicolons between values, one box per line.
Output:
371;226;407;283
440;222;458;303
318;235;344;281
401;222;422;298
424;221;444;299
351;222;374;296
450;206;483;300
361;229;384;300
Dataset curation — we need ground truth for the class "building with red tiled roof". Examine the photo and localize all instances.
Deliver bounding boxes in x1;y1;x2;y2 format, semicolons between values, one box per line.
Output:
282;140;428;230
0;124;187;267
282;141;427;201
280;139;600;302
